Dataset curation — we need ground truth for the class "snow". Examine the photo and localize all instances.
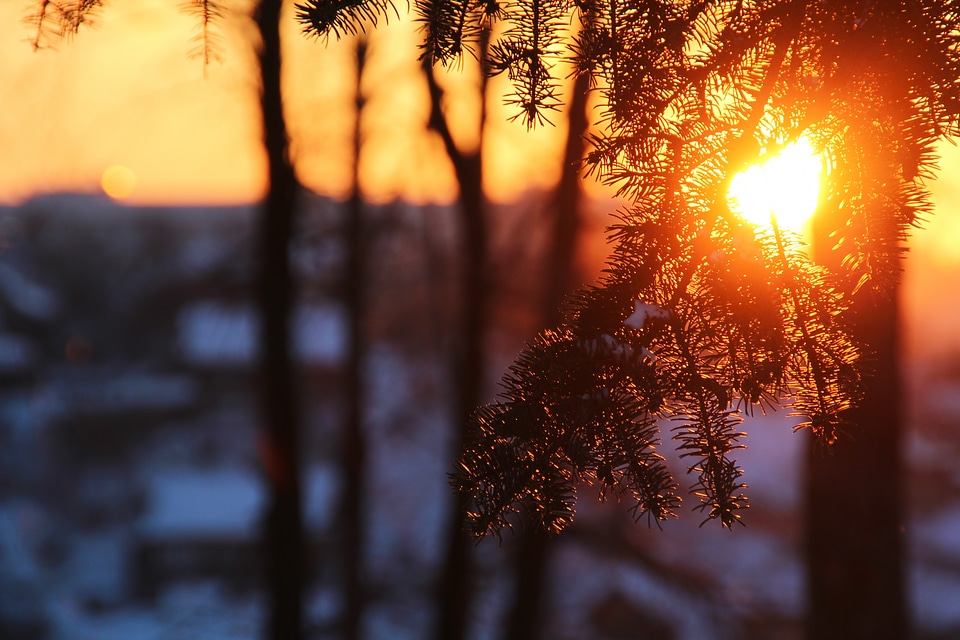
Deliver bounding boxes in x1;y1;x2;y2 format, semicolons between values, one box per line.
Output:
909;565;960;632
737;413;805;507
303;464;342;532
550;543;730;640
177;302;348;367
137;465;343;540
624;300;671;330
177;303;256;366
363;346;452;570
295;304;349;365
0;504;44;581
910;508;960;631
60;372;200;415
47;582;263;640
0;333;36;371
137;469;264;540
363;600;433;640
60;530;130;603
914;509;960;559
0;263;59;320
578;333;653;364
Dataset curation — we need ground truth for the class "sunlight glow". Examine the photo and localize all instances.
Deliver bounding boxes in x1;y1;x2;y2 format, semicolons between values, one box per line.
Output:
728;138;823;234
101;165;137;200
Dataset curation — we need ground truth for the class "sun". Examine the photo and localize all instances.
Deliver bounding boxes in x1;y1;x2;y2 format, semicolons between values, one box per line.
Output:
101;165;137;200
728;137;823;234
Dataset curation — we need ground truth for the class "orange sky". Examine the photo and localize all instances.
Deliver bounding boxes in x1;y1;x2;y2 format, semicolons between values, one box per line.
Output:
0;1;574;206
4;0;960;369
2;0;960;270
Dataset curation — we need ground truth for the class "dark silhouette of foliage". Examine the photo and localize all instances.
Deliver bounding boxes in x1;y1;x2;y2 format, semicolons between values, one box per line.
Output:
24;0;225;70
341;38;369;640
28;0;960;552
23;0;102;50
181;0;225;67
254;1;307;639
422;31;490;640
414;0;501;64
475;0;957;535
296;0;396;40
300;0;960;535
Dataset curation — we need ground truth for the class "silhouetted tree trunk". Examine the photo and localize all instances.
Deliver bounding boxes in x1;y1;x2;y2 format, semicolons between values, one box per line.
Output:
805;235;906;640
341;38;369;640
424;33;489;640
542;71;590;326
254;2;304;639
503;68;591;640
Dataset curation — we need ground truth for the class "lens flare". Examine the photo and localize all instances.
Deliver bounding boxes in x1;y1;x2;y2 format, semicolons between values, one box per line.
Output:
728;138;822;234
101;165;137;200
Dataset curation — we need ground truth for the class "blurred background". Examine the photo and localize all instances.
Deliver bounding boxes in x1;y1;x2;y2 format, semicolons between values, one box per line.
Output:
2;2;960;639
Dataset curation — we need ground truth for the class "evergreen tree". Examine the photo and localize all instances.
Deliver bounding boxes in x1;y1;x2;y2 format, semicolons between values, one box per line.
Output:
341;38;369;640
300;0;960;535
24;0;103;49
255;2;306;638
300;2;959;635
503;42;592;640
422;45;490;640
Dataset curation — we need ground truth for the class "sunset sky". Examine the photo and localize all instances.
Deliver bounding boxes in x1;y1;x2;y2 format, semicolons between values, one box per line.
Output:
2;0;960;274
0;0;574;206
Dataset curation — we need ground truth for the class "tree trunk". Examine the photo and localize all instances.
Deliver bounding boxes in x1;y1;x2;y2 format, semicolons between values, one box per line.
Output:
341;38;369;640
502;68;591;640
542;70;590;326
254;2;304;639
433;142;484;640
804;285;906;640
424;41;488;640
805;208;907;639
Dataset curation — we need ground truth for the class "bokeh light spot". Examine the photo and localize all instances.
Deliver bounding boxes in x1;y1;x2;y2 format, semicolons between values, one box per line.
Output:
101;165;137;200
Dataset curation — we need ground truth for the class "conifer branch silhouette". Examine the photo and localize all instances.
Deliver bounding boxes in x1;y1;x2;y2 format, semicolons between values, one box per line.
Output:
415;0;484;64
23;0;101;50
486;0;565;127
24;0;225;73
435;0;960;536
58;0;101;38
296;0;397;40
23;0;55;51
181;0;225;70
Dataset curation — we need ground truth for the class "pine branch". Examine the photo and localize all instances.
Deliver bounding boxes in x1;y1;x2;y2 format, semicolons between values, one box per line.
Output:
434;0;960;537
296;0;397;40
671;396;747;528
23;0;55;51
55;0;102;39
416;0;480;64
23;0;101;49
453;326;681;539
487;0;566;127
181;0;225;70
